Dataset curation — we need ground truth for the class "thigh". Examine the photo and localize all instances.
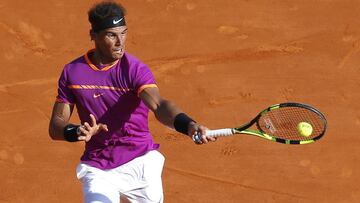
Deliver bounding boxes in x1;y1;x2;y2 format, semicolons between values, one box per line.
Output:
143;150;165;182
125;150;165;203
77;164;120;203
143;151;165;203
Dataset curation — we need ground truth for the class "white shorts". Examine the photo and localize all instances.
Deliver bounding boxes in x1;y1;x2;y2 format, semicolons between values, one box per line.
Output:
76;150;165;203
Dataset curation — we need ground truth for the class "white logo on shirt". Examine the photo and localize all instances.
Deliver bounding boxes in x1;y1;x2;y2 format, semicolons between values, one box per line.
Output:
93;93;104;98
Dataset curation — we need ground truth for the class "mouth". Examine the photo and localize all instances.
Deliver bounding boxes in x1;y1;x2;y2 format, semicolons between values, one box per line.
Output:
113;48;123;54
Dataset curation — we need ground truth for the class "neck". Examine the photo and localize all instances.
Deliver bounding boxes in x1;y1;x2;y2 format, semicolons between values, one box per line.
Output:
91;50;118;66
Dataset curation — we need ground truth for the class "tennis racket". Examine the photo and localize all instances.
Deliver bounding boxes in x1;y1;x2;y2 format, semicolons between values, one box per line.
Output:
193;102;327;144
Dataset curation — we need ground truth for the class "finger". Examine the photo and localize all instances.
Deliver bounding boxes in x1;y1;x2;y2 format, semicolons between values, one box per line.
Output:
78;135;87;141
89;114;97;127
196;125;208;138
194;129;208;144
80;130;91;138
82;123;93;137
200;134;209;144
207;136;217;142
84;122;91;130
203;128;216;142
78;133;93;142
79;126;88;135
85;134;92;142
99;123;109;132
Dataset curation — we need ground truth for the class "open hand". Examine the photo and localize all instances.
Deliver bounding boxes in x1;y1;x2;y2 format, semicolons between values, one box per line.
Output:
78;114;108;142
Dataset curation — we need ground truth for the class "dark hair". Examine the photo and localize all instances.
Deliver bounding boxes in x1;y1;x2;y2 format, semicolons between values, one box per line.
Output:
88;1;126;25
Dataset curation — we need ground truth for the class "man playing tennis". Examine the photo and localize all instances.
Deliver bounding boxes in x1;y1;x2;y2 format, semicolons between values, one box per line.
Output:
48;1;215;202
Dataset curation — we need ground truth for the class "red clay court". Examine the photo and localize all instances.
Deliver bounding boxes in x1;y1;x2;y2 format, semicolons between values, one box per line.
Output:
0;0;359;202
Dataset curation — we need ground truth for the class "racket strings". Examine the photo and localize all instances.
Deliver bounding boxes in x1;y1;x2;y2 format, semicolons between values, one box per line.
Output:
258;107;326;140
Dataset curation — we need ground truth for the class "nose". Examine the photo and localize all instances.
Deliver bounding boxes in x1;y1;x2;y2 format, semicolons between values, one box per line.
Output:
115;35;122;46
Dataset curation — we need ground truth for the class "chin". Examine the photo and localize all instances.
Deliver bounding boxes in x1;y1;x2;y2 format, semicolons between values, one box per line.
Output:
112;51;124;60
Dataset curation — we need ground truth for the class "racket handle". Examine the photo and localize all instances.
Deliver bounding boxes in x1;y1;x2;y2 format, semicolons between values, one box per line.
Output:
206;128;234;137
192;128;234;144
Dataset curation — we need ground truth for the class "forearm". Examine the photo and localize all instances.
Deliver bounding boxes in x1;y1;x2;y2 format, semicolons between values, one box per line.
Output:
49;116;73;141
153;100;198;137
140;87;198;137
153;99;182;129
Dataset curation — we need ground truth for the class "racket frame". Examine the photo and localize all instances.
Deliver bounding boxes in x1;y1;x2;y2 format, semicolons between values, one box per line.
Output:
199;102;327;145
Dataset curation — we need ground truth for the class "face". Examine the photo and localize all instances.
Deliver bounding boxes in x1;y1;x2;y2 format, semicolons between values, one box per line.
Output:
91;26;128;63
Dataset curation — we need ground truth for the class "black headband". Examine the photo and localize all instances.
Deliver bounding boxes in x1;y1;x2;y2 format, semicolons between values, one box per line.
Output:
92;16;126;32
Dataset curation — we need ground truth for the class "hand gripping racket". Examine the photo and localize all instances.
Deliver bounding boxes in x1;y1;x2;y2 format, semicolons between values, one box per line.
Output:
193;102;327;145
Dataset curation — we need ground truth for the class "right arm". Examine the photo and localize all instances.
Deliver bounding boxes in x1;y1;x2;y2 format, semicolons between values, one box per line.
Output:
48;101;74;141
139;87;216;144
48;101;108;142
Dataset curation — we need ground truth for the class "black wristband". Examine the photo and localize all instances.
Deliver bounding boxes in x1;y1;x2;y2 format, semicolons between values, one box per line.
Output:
174;113;195;135
63;124;80;142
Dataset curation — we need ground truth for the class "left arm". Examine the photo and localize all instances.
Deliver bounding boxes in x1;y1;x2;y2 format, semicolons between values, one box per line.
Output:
139;87;216;144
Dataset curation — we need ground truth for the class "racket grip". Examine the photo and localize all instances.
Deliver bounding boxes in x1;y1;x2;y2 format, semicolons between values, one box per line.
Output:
206;128;234;137
192;128;234;144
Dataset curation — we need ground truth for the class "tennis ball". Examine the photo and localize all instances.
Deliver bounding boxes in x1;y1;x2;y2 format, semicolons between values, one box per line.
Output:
297;122;313;137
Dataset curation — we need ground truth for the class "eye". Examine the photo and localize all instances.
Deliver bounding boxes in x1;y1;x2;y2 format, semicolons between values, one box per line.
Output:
106;33;116;39
121;29;128;35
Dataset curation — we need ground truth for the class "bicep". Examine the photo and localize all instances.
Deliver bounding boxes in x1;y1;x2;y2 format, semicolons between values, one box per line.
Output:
139;87;162;112
139;87;181;127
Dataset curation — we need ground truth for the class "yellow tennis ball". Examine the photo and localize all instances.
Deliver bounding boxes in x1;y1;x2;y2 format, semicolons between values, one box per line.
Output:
297;122;313;137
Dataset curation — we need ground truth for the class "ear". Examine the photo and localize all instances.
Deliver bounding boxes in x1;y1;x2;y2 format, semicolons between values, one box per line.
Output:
89;29;96;41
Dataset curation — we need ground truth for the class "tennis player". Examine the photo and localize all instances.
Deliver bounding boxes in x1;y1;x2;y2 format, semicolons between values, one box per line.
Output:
48;1;216;202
